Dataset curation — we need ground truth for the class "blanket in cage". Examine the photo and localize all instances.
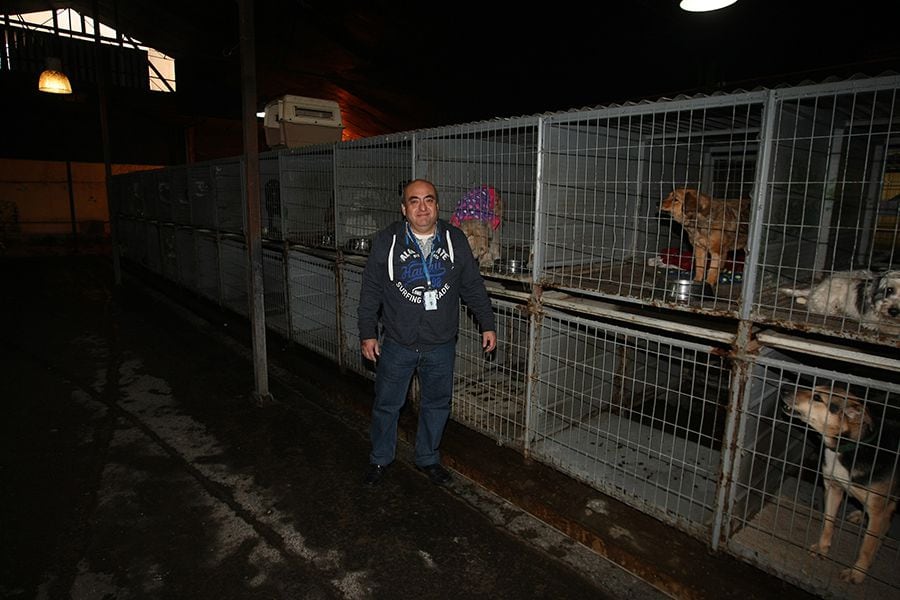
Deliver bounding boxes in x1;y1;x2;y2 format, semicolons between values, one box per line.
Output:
450;185;501;230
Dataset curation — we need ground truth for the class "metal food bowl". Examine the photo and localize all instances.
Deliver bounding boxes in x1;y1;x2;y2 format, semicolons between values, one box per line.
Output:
347;237;371;253
668;279;714;302
494;257;529;275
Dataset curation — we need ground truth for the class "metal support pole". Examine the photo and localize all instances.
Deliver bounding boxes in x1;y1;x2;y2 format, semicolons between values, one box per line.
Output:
66;160;78;251
239;0;273;405
93;0;120;284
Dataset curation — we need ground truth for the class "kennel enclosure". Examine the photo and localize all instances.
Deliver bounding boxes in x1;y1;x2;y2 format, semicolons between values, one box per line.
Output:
112;73;900;600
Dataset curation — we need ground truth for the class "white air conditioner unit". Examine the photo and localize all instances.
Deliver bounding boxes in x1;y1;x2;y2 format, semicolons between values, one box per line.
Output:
263;95;344;148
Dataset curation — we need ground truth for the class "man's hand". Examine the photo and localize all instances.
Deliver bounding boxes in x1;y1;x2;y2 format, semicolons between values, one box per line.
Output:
482;331;497;353
361;338;380;362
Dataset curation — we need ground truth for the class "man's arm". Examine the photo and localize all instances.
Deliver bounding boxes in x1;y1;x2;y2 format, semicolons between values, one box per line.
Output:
357;234;386;346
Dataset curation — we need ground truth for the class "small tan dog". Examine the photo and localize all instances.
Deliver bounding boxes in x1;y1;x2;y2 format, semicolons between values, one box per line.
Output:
450;185;502;268
782;384;899;583
660;188;750;286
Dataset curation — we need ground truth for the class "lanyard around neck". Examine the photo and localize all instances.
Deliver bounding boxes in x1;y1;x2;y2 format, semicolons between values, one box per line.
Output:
406;222;435;288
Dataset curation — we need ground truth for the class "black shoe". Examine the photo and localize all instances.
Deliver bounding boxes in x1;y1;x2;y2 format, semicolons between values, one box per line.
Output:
364;464;387;486
417;463;451;485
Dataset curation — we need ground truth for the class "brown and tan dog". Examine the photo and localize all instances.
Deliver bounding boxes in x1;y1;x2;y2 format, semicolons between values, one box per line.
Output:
458;219;501;268
660;188;749;286
782;384;899;583
451;185;503;268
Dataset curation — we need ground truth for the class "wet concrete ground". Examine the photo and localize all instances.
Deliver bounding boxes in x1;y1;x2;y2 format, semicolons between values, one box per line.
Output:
1;250;815;599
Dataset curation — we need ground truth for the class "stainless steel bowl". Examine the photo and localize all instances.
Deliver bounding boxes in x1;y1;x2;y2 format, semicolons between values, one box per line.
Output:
506;258;528;274
668;279;713;302
494;257;529;275
347;237;371;253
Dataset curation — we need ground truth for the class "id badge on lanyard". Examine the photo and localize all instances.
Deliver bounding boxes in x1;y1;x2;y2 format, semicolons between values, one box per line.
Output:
424;288;438;310
408;223;439;311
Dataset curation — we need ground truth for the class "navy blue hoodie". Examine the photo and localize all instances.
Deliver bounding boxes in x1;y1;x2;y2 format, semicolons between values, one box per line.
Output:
357;218;496;350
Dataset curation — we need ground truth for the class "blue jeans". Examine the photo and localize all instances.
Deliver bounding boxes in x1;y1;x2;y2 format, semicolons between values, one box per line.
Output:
369;338;456;468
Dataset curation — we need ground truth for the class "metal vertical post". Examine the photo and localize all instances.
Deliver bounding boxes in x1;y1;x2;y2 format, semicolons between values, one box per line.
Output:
239;0;272;405
93;1;119;284
277;152;293;341
66;160;78;251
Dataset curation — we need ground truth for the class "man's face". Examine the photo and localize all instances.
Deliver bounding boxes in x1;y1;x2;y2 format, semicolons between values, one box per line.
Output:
401;181;439;234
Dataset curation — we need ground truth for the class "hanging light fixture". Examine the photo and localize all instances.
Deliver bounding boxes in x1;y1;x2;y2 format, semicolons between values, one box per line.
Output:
38;57;73;94
680;0;738;12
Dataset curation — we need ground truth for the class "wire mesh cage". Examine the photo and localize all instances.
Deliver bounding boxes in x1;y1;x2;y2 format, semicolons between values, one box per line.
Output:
334;133;412;254
538;94;766;316
141;170;160;220
137;169;160;223
145;221;161;273
529;308;733;535
751;76;900;347
337;258;375;380
454;296;529;447
117;171;144;218
135;168;157;221
106;71;900;599
262;245;288;335
130;217;148;265
113;172;131;217
160;223;178;282
415;118;539;280
188;161;216;230
727;347;900;598
287;249;338;360
135;168;158;221
280;143;336;248
259;150;282;240
213;158;245;235
194;230;220;303
174;226;195;289
161;165;190;225
220;236;248;316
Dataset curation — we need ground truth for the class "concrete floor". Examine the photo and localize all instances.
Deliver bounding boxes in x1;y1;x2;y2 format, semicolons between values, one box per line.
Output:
0;249;815;600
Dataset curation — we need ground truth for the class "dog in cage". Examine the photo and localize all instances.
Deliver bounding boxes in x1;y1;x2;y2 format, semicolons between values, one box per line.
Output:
780;269;900;337
450;185;502;268
781;384;899;584
660;188;750;287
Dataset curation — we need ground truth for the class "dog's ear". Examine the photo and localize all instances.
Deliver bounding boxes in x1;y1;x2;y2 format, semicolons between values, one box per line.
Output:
842;402;874;430
871;274;886;303
682;189;699;217
843;403;862;421
869;272;899;302
696;191;712;215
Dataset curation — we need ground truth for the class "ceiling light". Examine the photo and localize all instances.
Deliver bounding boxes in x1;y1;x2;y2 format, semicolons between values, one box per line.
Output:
680;0;738;12
38;57;72;94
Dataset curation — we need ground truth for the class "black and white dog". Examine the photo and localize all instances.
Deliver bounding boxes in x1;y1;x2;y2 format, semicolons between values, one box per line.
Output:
781;269;900;336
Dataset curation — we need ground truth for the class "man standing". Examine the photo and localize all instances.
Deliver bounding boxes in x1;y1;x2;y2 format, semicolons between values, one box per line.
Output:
358;179;497;486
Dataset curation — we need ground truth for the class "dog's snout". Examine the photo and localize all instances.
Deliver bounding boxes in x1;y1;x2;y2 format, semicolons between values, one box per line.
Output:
888;306;899;318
